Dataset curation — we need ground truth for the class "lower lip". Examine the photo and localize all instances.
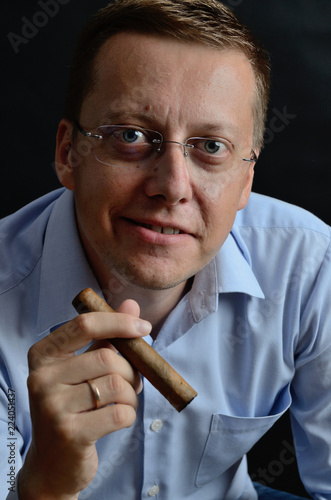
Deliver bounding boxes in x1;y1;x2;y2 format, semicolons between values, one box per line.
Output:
120;218;192;246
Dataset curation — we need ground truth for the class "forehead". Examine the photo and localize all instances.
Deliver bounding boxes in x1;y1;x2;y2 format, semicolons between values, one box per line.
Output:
81;32;255;137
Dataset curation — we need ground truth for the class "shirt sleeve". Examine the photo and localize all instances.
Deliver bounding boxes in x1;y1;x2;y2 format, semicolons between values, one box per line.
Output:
290;233;331;499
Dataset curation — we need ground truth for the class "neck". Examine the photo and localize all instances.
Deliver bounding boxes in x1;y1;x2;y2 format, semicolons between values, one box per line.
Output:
99;272;193;339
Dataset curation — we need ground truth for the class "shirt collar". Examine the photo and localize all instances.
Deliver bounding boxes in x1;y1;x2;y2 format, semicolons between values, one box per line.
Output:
190;227;265;323
36;189;101;335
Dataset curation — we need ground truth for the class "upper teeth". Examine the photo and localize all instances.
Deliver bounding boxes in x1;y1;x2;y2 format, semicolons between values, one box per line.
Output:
144;224;180;235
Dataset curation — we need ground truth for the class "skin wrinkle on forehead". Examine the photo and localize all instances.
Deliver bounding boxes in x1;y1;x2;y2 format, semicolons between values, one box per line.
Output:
107;86;245;143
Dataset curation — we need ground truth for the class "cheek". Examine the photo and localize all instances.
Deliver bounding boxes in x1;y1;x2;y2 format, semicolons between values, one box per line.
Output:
199;170;242;215
198;165;245;204
198;173;247;241
72;167;111;231
74;164;130;206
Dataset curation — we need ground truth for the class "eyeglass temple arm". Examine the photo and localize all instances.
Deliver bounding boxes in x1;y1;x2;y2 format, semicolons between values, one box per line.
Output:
243;150;258;162
75;121;103;140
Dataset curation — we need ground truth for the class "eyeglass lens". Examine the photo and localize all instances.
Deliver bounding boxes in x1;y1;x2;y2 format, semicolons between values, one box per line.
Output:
94;125;233;171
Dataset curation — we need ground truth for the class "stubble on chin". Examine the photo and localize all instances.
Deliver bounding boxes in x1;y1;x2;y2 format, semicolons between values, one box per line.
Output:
102;249;193;292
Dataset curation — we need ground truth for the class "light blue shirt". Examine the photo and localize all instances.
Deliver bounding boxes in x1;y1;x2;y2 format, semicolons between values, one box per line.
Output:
1;188;331;500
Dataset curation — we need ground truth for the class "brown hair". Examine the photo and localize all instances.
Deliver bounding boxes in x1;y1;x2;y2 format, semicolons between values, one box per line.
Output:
64;0;270;149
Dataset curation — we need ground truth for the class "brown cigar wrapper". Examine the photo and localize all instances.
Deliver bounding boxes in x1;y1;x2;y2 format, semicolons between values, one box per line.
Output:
72;288;197;412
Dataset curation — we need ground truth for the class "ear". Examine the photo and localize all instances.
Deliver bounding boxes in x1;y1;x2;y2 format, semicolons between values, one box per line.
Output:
237;150;258;211
54;119;75;190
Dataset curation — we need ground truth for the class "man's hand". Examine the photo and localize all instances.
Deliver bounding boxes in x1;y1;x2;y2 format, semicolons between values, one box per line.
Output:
18;300;152;500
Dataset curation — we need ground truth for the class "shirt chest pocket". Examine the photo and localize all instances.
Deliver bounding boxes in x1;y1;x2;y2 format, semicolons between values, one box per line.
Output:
195;386;291;487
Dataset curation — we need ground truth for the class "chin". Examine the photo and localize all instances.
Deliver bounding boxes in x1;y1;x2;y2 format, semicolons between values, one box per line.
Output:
111;260;192;291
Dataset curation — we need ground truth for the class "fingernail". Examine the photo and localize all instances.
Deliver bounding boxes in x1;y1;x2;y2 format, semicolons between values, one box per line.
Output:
137;377;144;394
136;319;152;335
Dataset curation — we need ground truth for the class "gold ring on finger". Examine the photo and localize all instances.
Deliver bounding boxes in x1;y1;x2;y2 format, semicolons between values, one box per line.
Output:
87;379;102;410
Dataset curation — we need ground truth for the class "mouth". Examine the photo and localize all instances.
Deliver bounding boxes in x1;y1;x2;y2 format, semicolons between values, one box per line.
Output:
121;217;192;241
119;217;194;247
139;223;182;235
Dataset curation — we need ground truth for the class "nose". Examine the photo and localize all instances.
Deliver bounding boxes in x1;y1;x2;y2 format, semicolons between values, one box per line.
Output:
144;142;193;205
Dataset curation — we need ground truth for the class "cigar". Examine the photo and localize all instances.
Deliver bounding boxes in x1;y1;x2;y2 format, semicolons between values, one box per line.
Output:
72;288;197;412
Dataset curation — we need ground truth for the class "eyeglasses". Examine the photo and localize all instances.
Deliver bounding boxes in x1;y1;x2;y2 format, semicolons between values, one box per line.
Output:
75;122;257;172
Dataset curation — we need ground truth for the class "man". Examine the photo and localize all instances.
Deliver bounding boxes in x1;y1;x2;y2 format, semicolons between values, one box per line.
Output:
1;0;330;499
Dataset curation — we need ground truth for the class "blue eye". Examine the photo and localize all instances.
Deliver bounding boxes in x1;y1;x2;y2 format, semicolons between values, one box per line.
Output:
122;129;143;143
204;140;225;155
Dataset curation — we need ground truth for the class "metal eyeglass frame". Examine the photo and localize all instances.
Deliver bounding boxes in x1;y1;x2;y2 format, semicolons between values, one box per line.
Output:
75;122;258;163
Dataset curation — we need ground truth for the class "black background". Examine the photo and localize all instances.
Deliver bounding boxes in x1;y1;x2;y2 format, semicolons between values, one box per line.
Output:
2;1;331;497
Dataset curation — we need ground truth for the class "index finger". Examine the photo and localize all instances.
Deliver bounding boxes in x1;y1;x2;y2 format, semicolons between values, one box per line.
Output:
28;312;152;370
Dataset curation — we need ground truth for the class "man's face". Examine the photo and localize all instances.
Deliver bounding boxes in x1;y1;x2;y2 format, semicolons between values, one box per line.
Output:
58;33;256;291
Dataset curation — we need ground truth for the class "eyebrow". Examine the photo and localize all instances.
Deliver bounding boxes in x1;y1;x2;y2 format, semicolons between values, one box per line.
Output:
196;122;239;137
102;111;156;125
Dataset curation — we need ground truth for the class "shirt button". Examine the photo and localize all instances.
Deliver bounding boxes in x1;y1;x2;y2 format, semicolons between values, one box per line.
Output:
148;485;160;496
150;419;163;432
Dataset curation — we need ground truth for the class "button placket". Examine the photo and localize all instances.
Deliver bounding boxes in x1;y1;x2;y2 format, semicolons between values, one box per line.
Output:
142;378;174;499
